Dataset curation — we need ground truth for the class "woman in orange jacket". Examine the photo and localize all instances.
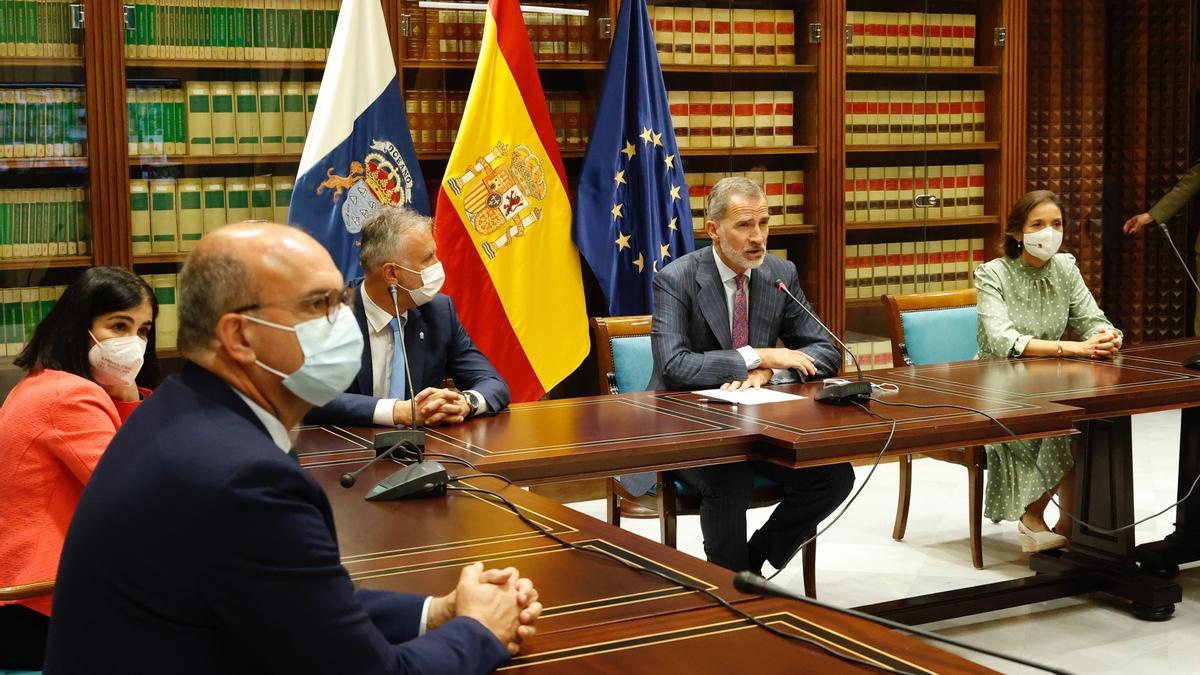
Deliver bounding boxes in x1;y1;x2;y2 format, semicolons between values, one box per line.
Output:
0;266;158;670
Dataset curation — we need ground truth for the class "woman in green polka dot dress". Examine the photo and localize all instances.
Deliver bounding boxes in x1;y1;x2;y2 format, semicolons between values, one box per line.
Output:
974;190;1123;553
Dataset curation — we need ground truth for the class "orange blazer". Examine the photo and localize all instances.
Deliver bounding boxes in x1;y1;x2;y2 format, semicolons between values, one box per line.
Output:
0;368;145;616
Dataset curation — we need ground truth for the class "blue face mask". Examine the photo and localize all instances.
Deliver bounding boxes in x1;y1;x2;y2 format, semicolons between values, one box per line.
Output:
241;305;364;406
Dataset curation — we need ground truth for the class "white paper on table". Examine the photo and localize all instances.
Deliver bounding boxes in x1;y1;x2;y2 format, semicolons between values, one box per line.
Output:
692;388;806;405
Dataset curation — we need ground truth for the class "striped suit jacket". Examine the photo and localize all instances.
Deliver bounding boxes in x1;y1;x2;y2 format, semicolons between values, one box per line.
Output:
620;250;840;497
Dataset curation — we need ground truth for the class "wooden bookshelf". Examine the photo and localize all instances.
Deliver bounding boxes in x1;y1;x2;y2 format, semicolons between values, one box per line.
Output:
661;64;817;74
684;146;818;157
846;215;1000;231
0;158;88;170
845;142;1001;153
133;253;190;265
846;65;1001;76
126;59;328;70
0;56;84;68
0;256;92;271
402;60;607;71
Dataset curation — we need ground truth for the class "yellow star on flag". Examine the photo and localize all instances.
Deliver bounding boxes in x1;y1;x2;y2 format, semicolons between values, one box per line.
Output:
621;141;637;159
611;203;624;219
614;170;626;185
669;184;681;201
652;131;663;147
660;243;671;260
633;253;645;272
614;232;631;251
668;217;678;231
639;127;653;144
664;154;675;170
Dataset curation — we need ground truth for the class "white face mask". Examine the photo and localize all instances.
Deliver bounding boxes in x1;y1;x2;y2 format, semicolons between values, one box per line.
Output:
394;261;445;307
88;332;147;387
1022;227;1062;261
241;305;365;406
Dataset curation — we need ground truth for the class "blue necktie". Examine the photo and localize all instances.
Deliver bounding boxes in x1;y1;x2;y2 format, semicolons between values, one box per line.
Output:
388;316;407;399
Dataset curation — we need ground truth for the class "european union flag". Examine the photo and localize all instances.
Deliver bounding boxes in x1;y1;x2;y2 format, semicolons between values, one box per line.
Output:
291;0;429;280
573;0;693;315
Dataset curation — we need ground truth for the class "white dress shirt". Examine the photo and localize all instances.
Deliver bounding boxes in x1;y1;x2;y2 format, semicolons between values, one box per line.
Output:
710;247;795;383
361;286;488;426
232;384;432;633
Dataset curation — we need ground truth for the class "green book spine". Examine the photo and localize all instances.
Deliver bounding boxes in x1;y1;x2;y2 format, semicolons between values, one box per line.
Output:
302;3;312;54
265;3;276;56
13;91;26;155
0;94;11;153
146;2;156;49
5;291;21;352
21;289;36;342
252;5;264;54
174;90;186;153
1;0;10;52
126;90;137;153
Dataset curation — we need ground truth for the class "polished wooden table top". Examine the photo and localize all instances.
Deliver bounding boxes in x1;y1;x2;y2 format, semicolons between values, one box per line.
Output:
308;463;995;673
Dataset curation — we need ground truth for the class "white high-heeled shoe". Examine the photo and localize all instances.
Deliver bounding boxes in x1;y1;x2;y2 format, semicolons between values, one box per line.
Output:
1017;521;1068;553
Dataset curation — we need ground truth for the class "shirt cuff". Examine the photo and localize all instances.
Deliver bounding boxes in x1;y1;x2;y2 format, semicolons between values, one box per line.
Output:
769;368;798;384
418;596;432;636
737;345;762;370
465;390;489;416
373;398;399;427
1011;335;1033;357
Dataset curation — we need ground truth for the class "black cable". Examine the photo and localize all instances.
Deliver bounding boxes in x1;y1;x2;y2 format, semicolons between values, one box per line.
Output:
445;483;909;674
449;472;514;486
763;405;898;583
389;453;477;471
869;396;1200;535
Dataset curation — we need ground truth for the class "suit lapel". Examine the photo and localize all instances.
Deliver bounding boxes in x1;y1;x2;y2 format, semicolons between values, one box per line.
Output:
748;263;779;348
353;281;373;395
695;252;733;349
403;305;427;396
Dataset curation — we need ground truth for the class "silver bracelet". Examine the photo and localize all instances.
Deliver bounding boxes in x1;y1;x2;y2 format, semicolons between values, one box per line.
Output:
1057;340;1063;357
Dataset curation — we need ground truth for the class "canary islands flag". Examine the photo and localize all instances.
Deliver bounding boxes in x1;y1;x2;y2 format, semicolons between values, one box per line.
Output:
573;0;693;315
433;0;588;403
291;0;428;280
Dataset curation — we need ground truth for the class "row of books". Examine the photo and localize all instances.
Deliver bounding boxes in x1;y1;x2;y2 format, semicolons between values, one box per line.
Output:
1;285;66;356
844;333;896;372
138;273;180;350
845;90;986;145
0;0;78;58
668;90;793;149
844;164;985;223
405;7;596;63
130;175;293;254
128;80;319;157
846;238;985;300
0;188;88;260
684;170;804;230
846;12;977;67
406;90;592;153
124;0;338;62
0;88;87;159
649;7;795;67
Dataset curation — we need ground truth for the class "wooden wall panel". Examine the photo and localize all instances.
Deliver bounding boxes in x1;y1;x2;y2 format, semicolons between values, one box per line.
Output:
820;0;847;339
1103;0;1191;341
83;0;132;268
1025;0;1105;293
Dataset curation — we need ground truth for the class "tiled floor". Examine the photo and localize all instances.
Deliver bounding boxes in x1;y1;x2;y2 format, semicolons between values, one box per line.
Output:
567;410;1200;674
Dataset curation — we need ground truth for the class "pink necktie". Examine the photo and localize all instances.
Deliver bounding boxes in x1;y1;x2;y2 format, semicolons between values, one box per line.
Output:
732;274;749;348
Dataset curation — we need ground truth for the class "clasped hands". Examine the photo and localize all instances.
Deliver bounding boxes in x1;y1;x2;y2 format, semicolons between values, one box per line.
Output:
392;387;471;427
1066;328;1122;360
426;562;542;655
720;347;817;391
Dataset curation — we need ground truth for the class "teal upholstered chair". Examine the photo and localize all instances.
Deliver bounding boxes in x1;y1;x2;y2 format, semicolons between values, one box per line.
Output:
0;580;53;674
590;316;816;596
882;288;990;569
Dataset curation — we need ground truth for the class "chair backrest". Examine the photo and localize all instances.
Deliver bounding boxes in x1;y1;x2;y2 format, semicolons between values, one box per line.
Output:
0;580;54;602
590;316;654;394
881;289;979;366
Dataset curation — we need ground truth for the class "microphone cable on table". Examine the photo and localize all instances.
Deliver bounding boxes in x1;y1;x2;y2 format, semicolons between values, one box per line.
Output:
867;397;1200;536
444;478;911;673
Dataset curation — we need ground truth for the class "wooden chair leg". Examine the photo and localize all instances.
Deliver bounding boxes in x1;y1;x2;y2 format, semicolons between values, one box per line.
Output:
606;477;620;527
968;464;984;569
802;531;817;599
659;477;678;548
893;454;913;541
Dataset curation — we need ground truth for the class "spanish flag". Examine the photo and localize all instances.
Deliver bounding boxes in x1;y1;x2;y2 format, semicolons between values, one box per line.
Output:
433;0;588;403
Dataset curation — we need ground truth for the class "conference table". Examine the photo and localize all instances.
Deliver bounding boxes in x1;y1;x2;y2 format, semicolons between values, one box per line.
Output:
299;339;1200;640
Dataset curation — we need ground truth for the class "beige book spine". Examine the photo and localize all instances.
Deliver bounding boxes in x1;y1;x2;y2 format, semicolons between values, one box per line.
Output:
152;274;179;350
668;89;689;149
653;6;674;65
149;178;179;253
852;167;869;222
692;8;713;66
784;169;803;226
843;168;855;223
176;178;204;252
272;175;294;225
753;9;775;66
845;244;859;300
282;80;307;154
732;9;755;66
764;170;784;228
186;81;214;156
898;165;915;221
258;81;284;154
673;7;693;65
689;90;712;149
711;9;731;66
234;81;261;155
225;177;251;224
867;167;885;221
250;174;274;221
201;177;227;235
775;9;794;66
210;81;237;155
969;163;985;216
901;241;916;293
883;166;900;221
709;91;732;148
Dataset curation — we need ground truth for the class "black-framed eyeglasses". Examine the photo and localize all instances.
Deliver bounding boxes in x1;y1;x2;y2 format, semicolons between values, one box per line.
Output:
233;286;356;324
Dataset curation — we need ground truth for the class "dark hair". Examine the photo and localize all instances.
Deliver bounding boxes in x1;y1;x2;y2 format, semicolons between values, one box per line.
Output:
1004;190;1066;258
14;266;159;386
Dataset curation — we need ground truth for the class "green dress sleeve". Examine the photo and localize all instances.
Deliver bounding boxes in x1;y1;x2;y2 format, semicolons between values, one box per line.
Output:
974;261;1032;357
1063;256;1122;343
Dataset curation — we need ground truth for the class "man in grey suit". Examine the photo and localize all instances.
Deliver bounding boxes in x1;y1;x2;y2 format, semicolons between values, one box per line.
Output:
647;176;854;574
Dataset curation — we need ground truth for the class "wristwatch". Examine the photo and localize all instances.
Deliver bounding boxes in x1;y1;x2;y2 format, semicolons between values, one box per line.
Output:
463;390;483;417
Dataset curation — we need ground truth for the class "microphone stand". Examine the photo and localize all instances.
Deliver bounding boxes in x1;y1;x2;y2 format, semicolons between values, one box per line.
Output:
1156;222;1200;369
360;285;448;501
774;280;872;405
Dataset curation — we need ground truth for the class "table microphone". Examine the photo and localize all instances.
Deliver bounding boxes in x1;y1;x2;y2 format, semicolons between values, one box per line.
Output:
358;285;447;501
339;440;410;488
1155;222;1200;370
774;280;872;405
